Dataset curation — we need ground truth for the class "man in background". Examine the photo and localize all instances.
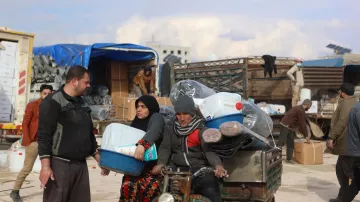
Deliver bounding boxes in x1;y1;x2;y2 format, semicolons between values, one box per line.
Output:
278;99;312;164
287;58;304;107
327;83;358;202
133;65;155;96
10;84;53;202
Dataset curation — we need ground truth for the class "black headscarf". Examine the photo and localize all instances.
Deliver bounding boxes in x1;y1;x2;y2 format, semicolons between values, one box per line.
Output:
130;95;160;132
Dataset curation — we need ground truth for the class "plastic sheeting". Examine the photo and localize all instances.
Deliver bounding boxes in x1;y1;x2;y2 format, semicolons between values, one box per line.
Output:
170;80;216;105
302;55;360;67
95;85;109;97
90;105;110;121
159;106;175;123
242;100;273;138
33;43;158;68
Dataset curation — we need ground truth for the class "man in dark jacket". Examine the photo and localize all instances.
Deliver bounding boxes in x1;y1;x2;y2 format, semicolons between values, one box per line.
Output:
278;99;312;164
343;102;360;202
327;83;358;202
152;95;227;202
38;66;108;202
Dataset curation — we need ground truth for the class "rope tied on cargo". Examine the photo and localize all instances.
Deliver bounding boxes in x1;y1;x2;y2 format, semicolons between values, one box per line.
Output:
267;118;280;150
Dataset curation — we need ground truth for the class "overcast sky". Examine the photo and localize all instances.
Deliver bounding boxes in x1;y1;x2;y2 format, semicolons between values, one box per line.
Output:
1;0;359;61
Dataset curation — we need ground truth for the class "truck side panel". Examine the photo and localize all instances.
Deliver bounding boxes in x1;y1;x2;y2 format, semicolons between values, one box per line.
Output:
0;30;34;129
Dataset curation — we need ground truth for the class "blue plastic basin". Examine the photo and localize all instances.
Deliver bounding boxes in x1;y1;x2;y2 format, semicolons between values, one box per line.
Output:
99;148;146;176
205;113;244;129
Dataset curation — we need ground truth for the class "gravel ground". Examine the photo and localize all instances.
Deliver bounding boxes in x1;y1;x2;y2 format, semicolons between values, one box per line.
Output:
0;151;359;201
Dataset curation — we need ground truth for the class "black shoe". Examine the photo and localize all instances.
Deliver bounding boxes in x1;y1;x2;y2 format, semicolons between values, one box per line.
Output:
329;197;342;202
10;190;22;202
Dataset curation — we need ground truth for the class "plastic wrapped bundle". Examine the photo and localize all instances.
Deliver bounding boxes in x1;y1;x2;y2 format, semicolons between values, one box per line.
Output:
84;86;93;95
83;95;95;105
93;95;103;105
90;105;110;121
102;95;112;105
170;80;216;105
242;100;273;138
95;85;109;97
160;106;176;123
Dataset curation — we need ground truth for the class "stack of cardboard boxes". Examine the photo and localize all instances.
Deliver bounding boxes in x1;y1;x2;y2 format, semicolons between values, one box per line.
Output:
109;61;172;121
0;41;17;122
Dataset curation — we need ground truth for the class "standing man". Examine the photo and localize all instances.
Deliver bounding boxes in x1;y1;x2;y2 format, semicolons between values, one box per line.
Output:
38;66;108;202
327;83;358;202
10;84;53;202
133;65;155;96
343;101;360;202
287;58;304;107
278;99;312;164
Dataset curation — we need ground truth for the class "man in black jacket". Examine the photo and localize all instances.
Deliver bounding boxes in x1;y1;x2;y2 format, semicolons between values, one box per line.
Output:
343;102;360;202
38;65;108;202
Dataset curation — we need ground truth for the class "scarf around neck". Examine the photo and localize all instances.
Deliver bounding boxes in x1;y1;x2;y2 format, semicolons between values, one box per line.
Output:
174;115;203;136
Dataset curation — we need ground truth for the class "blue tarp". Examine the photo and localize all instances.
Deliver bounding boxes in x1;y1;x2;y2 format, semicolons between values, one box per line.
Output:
33;43;158;68
302;58;344;68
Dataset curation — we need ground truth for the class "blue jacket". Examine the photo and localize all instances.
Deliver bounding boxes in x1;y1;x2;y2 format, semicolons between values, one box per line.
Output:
347;102;360;157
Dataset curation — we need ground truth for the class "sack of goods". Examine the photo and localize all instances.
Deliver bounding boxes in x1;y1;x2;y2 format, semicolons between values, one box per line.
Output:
187;90;274;155
170;80;216;105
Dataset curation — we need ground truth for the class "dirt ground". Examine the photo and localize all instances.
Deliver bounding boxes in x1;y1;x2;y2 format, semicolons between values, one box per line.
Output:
0;153;359;202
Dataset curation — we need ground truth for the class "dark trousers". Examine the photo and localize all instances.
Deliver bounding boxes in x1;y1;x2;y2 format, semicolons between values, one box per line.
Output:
43;158;90;202
278;125;295;160
344;157;360;202
192;172;222;202
336;156;354;199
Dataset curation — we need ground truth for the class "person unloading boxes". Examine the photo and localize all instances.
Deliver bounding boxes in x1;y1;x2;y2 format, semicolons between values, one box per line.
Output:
133;65;155;96
278;99;312;164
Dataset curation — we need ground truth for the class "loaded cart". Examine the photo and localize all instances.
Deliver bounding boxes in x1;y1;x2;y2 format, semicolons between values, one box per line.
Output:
221;148;282;202
155;148;282;202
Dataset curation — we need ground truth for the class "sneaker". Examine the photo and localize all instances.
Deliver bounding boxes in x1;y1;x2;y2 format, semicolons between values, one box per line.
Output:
10;190;22;202
285;159;297;164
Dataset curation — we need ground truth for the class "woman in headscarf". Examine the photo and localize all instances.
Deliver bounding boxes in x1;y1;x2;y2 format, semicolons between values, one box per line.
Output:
119;95;165;202
152;95;227;202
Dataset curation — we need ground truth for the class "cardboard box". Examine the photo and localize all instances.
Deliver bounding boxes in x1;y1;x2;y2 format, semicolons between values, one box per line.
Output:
110;62;128;80
0;54;16;69
113;97;172;121
157;97;172;106
0;113;11;122
0;95;14;105
111;80;129;98
0;86;14;96
0;104;12;114
294;140;323;165
0;68;15;78
0;41;18;52
0;78;16;87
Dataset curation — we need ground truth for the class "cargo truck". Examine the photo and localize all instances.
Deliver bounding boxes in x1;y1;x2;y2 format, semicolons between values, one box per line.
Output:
0;29;35;142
